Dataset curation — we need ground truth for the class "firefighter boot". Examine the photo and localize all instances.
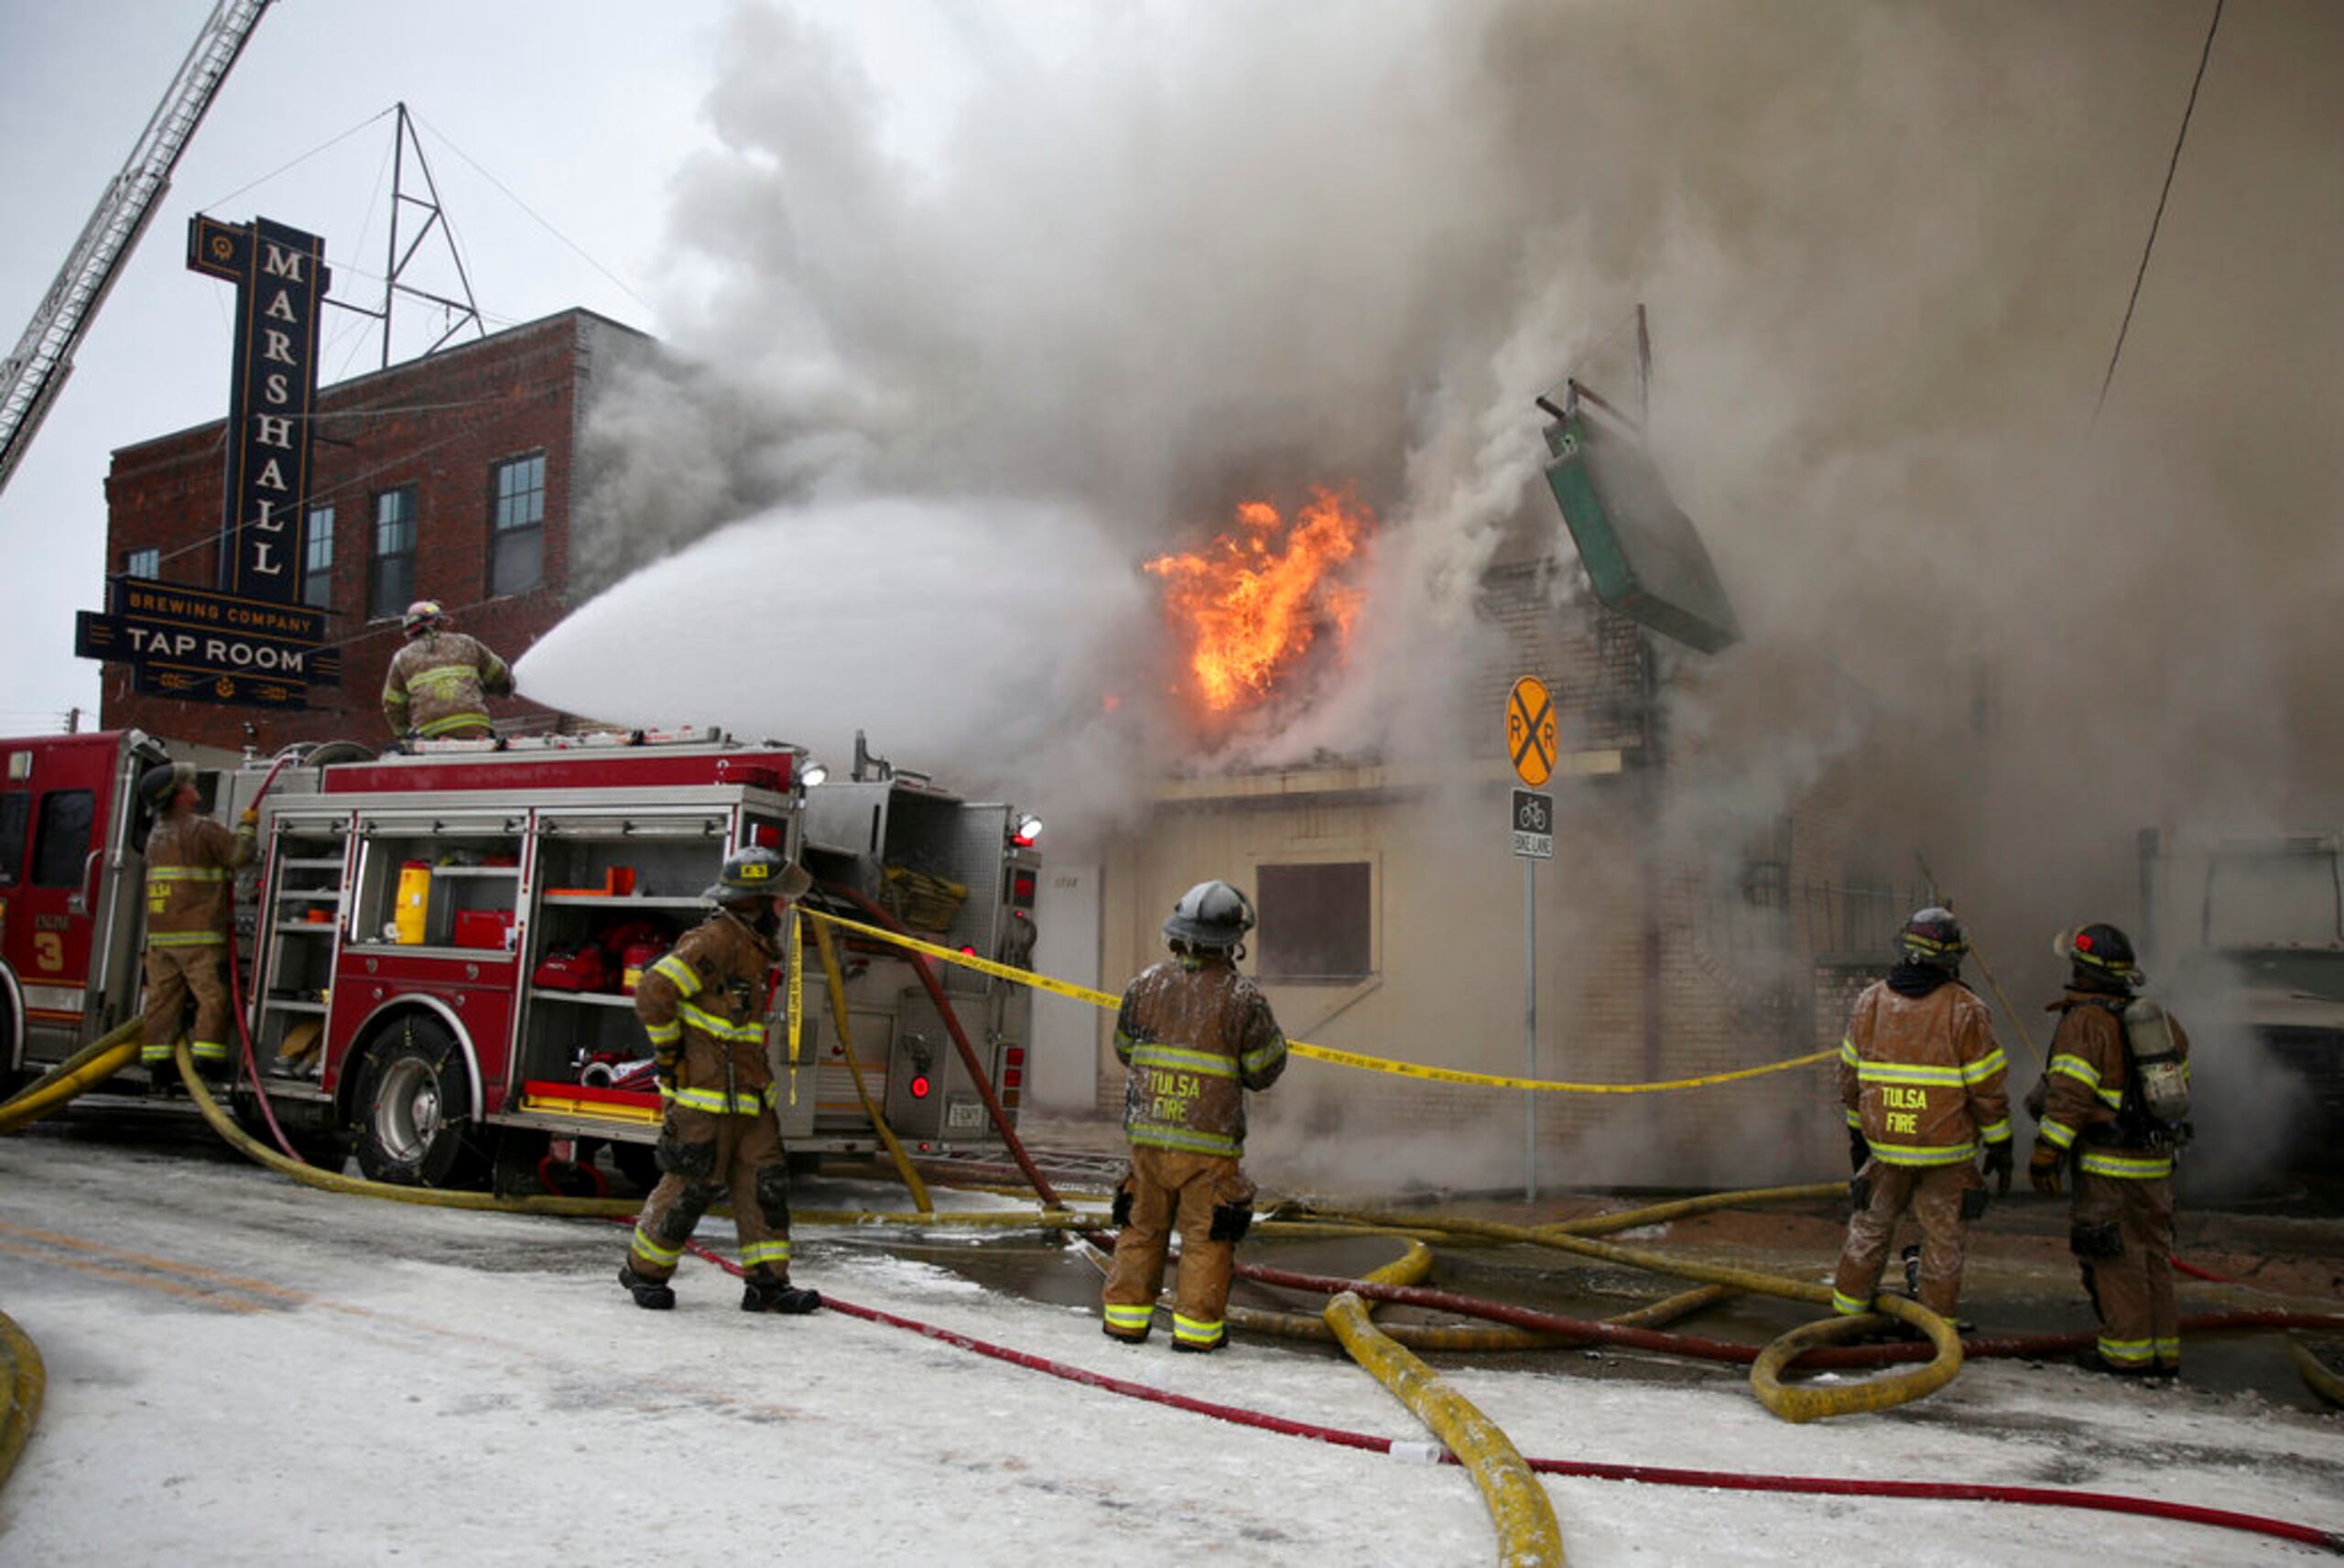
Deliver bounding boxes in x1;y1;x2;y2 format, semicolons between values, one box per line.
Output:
742;1268;821;1314
617;1264;676;1311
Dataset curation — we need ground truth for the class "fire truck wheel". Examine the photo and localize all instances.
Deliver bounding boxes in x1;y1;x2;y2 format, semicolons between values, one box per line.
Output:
353;1016;493;1189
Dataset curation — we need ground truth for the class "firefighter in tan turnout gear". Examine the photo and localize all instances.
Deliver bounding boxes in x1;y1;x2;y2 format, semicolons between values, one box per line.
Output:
136;762;255;1088
1830;908;2014;1325
380;599;513;741
1101;880;1287;1353
618;846;821;1314
2028;923;2192;1379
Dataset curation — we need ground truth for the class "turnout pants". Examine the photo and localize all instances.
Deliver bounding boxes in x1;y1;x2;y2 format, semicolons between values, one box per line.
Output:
2073;1170;2177;1371
1832;1159;1980;1318
1101;1145;1255;1348
140;944;231;1072
624;1105;794;1284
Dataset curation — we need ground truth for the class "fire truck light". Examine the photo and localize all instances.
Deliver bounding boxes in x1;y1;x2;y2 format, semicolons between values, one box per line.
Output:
751;824;780;848
799;757;829;788
910;1074;931;1099
1013;814;1042;847
959;945;978;958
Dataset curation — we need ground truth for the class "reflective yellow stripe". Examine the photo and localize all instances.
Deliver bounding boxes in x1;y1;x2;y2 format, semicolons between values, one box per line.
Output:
1240;1042;1286;1076
146;930;227;947
1977;1119;2011;1144
1127;1042;1238;1078
643;1021;681;1045
678;1001;764;1044
1843;1108;1864;1129
1103;1303;1155;1332
668;1085;775;1116
1128;1124;1242;1158
1831;1289;1872;1316
649;954;701;997
1867;1139;1977;1167
2040;1119;2078;1151
188;1040;230;1062
2078;1150;2172;1180
1959;1049;2007;1085
2050;1054;2100;1088
1172;1312;1223;1345
1858;1061;1968;1087
1839;1035;1857;1065
147;866;229;881
140;1044;176;1064
630;1228;684;1266
2097;1336;2154;1364
407;665;478;693
418;711;491;738
741;1239;792;1268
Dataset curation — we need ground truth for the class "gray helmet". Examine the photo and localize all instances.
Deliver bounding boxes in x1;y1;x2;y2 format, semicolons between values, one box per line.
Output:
138;761;196;810
702;845;812;905
1896;906;1969;973
1163;879;1255;953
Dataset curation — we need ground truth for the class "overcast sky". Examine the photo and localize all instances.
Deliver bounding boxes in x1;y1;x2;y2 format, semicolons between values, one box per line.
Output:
0;0;1008;733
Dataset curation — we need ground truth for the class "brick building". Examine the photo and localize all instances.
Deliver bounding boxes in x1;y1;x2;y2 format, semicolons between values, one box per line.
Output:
98;308;651;752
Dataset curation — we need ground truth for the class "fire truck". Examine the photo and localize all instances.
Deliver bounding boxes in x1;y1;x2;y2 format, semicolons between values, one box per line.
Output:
0;726;1042;1190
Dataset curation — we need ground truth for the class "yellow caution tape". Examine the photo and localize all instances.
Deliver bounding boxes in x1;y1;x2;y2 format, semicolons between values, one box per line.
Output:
802;907;1832;1096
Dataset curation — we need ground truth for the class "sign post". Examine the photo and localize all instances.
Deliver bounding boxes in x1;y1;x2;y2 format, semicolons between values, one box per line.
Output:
1507;676;1557;1203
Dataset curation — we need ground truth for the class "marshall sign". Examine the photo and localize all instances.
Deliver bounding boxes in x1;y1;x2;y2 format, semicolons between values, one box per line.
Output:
77;215;337;708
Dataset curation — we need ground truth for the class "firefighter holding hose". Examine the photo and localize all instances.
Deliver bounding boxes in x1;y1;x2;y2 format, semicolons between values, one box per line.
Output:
618;846;820;1315
1829;907;2013;1326
2028;923;2192;1379
136;762;256;1090
1101;879;1287;1353
380;599;513;741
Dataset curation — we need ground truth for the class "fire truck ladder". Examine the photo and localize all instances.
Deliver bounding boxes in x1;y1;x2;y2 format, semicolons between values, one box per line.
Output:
0;0;273;500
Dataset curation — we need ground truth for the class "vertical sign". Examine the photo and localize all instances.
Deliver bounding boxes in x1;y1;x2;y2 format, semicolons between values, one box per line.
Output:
1505;675;1556;1202
187;214;331;605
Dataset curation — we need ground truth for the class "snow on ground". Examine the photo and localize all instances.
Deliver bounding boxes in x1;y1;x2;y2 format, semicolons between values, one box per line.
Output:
1;1131;2337;1565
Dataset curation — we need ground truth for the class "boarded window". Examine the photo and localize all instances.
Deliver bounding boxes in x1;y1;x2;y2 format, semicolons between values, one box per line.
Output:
1255;860;1372;982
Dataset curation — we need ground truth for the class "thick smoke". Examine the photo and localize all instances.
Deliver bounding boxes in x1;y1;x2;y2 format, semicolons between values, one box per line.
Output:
526;1;2344;1183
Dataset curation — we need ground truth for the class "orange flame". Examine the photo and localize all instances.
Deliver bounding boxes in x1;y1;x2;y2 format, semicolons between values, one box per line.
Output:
1144;487;1373;714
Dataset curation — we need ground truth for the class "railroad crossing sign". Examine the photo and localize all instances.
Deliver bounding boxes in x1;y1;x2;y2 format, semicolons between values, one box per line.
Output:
1511;788;1554;860
1507;676;1556;788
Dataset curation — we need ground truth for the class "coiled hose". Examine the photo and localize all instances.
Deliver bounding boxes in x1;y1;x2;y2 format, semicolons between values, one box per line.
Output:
0;1307;41;1496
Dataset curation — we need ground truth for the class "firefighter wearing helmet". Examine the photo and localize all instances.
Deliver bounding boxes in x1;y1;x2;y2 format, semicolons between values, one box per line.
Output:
1828;907;2013;1329
1100;879;1288;1352
2028;923;2193;1379
618;845;821;1314
380;600;514;741
135;761;256;1088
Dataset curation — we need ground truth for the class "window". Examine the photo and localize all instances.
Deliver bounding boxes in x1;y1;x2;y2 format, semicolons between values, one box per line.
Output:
369;486;417;621
302;505;334;611
489;451;546;596
32;789;94;888
125;546;159;579
0;793;27;883
1254;860;1373;982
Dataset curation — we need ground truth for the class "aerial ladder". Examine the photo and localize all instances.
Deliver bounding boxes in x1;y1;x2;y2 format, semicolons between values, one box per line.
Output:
0;0;272;499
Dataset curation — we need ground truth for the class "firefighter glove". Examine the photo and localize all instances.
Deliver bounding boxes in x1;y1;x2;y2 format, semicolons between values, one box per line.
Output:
2028;1141;2064;1197
1848;1128;1870;1174
1981;1139;2013;1197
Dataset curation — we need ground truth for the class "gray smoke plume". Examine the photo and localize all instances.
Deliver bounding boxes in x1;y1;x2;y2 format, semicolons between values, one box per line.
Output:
525;0;2344;1186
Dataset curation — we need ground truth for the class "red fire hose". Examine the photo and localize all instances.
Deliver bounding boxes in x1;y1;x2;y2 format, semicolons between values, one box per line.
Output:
659;1230;2342;1556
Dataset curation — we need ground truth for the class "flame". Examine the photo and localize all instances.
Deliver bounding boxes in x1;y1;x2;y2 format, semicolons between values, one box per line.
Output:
1144;487;1373;714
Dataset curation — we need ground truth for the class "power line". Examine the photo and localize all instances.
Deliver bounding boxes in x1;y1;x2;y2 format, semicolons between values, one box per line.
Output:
200;107;396;212
2094;0;2225;423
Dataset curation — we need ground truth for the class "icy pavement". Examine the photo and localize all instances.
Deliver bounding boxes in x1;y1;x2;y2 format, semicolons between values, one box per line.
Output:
1;1131;2338;1565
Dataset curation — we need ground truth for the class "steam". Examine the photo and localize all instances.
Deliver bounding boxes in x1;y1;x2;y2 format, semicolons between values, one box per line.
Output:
527;1;2344;1189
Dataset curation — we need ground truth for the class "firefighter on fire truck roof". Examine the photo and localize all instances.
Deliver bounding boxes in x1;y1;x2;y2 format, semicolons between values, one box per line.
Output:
381;599;514;741
1101;879;1287;1353
136;761;255;1089
1829;907;2013;1328
618;845;822;1315
2028;923;2193;1379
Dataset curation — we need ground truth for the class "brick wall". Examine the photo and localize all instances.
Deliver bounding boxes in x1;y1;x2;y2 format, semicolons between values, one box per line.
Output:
98;309;649;753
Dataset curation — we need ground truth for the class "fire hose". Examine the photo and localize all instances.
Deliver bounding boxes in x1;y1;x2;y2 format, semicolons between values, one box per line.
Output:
0;1306;42;1497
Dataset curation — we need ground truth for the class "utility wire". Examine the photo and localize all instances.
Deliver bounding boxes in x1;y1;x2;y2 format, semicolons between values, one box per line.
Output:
2094;0;2225;423
200;108;396;212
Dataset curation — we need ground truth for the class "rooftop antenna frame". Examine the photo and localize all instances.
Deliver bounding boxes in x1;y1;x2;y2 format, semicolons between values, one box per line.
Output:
329;103;487;369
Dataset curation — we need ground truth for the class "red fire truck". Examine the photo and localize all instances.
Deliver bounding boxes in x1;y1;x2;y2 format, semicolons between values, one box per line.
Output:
0;727;1041;1190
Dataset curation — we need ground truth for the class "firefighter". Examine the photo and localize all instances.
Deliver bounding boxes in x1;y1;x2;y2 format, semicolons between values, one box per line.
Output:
2028;924;2191;1379
618;846;821;1314
136;762;256;1087
1829;907;2013;1326
380;599;514;741
1101;879;1287;1352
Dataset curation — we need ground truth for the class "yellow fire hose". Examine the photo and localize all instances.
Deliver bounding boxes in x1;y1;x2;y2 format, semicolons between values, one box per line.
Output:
2288;1336;2344;1408
1319;1205;1961;1422
0;1023;144;1135
0;1306;41;1496
808;915;932;1214
1324;1239;1566;1567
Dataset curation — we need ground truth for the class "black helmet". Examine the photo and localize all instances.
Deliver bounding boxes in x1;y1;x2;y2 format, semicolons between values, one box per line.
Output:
138;761;196;810
1896;906;1969;972
702;846;812;905
1164;879;1255;953
2055;922;2143;989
